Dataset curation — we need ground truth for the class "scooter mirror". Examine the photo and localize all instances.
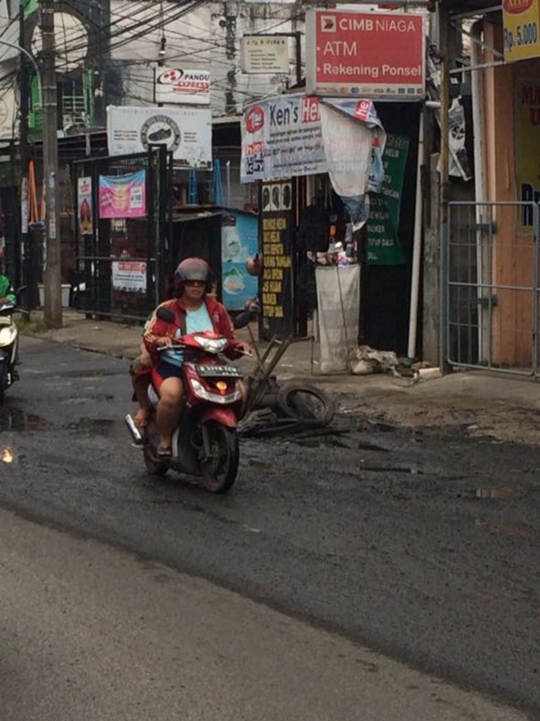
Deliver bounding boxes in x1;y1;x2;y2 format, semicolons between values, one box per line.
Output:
156;307;176;324
234;311;252;330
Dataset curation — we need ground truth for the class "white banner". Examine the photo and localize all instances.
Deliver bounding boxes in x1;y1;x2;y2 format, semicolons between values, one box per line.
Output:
107;106;212;169
316;265;360;375
155;68;210;106
112;261;147;293
319;102;385;229
241;35;290;74
241;94;385;185
241;94;326;183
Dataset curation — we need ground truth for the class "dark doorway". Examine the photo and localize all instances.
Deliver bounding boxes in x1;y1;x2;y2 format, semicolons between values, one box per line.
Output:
363;102;422;355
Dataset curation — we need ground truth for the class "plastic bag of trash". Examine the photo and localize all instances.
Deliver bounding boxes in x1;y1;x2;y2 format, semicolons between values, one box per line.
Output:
350;345;399;375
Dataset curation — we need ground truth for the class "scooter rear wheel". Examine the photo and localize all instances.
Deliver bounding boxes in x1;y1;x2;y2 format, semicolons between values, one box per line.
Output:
202;422;239;494
143;447;168;476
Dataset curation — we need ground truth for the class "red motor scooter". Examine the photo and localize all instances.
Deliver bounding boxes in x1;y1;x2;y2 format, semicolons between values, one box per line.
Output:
126;306;248;494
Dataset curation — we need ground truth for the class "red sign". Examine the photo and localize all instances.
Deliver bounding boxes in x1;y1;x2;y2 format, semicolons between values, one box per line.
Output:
306;9;425;101
503;0;533;12
246;105;265;133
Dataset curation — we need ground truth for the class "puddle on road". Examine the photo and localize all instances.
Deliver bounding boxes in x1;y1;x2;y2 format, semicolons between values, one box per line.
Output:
69;418;117;435
0;410;49;432
0;410;118;437
476;487;514;500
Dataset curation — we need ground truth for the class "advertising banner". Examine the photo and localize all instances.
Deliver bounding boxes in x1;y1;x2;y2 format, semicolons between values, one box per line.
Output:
503;0;540;62
77;176;93;235
367;134;410;265
306;9;425;100
155;68;210;105
107;106;212;169
221;211;259;311
260;180;295;339
516;79;540;234
242;95;326;183
241;35;290;74
112;261;147;293
241;94;384;184
99;170;146;219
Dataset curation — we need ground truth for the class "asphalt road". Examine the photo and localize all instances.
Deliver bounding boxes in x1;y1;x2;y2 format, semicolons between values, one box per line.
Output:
1;337;540;718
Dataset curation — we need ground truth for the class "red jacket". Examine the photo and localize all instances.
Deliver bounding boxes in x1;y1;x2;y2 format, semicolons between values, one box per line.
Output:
144;296;239;364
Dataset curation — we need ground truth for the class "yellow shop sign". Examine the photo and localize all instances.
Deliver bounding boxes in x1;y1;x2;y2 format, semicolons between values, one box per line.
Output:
503;0;540;61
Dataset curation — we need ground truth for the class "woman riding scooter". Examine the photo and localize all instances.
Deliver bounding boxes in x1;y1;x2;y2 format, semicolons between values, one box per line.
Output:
144;258;250;457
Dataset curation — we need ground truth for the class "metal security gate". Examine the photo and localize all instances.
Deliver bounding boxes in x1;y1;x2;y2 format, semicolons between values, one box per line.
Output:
73;147;172;322
443;201;540;377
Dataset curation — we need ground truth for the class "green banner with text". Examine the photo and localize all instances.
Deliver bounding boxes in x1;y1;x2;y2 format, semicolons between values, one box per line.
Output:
366;134;410;266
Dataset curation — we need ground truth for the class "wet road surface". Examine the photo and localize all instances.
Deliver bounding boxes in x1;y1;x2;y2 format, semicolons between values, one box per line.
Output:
2;338;540;717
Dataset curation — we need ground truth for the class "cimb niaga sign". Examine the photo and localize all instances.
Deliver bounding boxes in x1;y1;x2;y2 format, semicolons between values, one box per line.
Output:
306;9;425;100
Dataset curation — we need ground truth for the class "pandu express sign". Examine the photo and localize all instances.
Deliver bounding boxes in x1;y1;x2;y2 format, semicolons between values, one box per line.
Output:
503;0;540;62
306;9;425;100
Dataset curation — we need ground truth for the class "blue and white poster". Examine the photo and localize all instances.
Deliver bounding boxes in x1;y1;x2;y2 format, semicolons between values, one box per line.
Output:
221;211;259;311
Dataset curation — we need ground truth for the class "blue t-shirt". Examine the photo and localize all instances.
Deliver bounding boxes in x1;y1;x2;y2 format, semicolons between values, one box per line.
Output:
186;304;213;334
162;304;214;367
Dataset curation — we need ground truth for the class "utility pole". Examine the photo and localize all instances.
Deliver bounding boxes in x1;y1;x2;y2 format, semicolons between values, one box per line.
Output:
19;0;29;295
41;0;62;328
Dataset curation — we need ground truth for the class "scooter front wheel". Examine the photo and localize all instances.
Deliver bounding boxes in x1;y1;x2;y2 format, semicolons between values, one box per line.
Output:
201;422;239;494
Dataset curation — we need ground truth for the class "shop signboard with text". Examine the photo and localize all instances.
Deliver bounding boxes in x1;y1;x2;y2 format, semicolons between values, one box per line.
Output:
366;134;410;265
107;106;212;169
155;68;210;105
306;9;425;100
516;79;540;233
241;94;383;183
241;94;326;183
260;180;295;339
112;261;147;294
503;0;540;62
241;35;290;74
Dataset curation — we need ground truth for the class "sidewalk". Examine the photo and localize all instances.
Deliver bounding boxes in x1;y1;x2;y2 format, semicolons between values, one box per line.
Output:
20;310;540;444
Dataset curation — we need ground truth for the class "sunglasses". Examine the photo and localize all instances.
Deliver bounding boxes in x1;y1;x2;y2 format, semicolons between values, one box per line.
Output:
184;280;206;287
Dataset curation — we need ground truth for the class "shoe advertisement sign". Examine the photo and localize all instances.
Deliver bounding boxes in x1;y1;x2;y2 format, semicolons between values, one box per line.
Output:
107;106;212;169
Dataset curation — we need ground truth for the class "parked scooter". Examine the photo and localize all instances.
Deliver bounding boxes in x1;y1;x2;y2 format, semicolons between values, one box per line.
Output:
0;299;21;402
125;306;249;494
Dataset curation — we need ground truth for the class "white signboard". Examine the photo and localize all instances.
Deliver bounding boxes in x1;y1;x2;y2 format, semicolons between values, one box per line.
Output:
241;94;326;183
112;261;147;293
107;106;212;169
241;35;290;74
155;68;210;106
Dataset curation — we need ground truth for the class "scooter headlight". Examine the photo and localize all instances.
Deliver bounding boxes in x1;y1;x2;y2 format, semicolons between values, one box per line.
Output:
0;326;17;345
193;335;228;354
190;378;241;404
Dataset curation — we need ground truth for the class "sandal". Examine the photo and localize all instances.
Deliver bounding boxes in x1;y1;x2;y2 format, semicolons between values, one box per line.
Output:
157;445;172;458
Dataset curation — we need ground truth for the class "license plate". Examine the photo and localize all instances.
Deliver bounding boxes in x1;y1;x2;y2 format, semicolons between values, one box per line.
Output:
195;364;241;378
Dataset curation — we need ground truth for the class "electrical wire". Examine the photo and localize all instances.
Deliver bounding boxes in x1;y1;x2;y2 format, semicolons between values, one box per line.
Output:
54;1;304;74
54;0;208;68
